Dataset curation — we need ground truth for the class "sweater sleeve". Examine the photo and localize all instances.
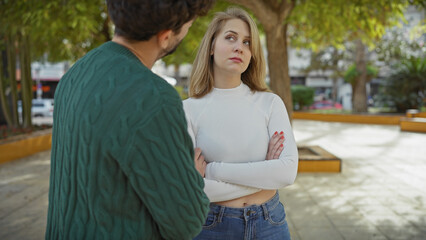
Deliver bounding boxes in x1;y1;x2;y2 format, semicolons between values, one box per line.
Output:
205;95;298;189
116;102;209;240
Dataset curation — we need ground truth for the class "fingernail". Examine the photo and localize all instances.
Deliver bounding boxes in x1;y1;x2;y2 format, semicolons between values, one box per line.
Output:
274;131;278;135
280;136;284;139
280;131;283;134
280;144;283;147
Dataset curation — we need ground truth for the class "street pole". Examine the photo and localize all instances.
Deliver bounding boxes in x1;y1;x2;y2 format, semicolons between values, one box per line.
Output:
36;66;42;99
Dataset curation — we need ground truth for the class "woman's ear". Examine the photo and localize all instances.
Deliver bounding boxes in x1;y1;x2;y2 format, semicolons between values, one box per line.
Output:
157;30;173;49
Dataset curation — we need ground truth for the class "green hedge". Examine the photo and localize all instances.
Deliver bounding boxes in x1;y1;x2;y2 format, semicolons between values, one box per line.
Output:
291;85;315;110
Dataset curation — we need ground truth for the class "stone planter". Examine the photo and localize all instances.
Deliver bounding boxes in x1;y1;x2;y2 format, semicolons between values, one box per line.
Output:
0;128;52;164
298;145;341;173
293;112;402;125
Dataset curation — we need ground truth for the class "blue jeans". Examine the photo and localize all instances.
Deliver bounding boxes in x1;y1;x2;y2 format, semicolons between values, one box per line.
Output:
194;193;291;240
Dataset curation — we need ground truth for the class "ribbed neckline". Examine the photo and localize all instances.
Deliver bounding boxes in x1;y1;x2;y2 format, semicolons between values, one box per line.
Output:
212;82;249;96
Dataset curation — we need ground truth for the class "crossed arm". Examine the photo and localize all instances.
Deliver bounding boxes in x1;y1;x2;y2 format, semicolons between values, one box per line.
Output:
203;97;298;190
187;96;298;202
193;132;286;202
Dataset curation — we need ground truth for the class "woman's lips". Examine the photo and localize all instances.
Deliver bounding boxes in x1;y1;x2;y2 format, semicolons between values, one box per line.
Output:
229;57;242;63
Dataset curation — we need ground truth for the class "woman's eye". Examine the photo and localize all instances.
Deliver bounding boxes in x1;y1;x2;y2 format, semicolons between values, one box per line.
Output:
226;35;236;41
243;40;250;46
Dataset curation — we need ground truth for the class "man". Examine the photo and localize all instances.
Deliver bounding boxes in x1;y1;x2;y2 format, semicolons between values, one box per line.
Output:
45;1;214;239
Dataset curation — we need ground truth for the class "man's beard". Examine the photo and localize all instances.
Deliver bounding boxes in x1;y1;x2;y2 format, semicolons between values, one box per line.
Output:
158;38;182;59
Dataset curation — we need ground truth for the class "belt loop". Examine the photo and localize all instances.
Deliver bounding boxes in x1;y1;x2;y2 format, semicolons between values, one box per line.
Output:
217;206;225;223
261;203;269;220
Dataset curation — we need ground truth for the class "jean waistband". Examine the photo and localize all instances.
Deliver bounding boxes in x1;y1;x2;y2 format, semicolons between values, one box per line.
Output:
208;192;281;220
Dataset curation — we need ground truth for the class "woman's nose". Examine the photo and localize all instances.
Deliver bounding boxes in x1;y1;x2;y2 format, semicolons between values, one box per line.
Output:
233;43;243;53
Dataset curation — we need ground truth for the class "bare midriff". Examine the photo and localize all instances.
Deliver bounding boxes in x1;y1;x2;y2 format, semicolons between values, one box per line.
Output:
214;189;277;208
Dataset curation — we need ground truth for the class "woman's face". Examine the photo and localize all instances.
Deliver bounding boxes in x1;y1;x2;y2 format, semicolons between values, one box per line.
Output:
212;19;252;76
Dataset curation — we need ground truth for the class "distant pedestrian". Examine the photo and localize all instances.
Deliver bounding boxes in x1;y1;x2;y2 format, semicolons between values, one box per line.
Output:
45;0;214;239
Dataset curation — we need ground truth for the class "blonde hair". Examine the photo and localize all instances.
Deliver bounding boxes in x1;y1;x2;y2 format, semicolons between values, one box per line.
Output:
189;7;268;98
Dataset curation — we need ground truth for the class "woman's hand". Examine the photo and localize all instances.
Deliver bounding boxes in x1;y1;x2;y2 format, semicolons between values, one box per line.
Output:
266;131;284;160
194;148;207;177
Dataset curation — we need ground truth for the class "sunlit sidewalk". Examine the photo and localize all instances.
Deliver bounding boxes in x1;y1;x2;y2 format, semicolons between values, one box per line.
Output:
0;120;425;239
282;120;426;240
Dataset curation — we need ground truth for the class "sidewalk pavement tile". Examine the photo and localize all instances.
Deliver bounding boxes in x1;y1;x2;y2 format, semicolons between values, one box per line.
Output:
296;227;344;240
335;226;388;240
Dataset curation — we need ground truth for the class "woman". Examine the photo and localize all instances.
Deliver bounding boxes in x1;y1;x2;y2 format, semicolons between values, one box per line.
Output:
184;7;298;239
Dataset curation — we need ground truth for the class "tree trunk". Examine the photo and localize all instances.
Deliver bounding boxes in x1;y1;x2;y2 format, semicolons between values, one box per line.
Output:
18;32;32;128
350;82;357;109
353;39;368;113
332;77;338;102
6;33;20;127
265;24;293;118
0;49;13;127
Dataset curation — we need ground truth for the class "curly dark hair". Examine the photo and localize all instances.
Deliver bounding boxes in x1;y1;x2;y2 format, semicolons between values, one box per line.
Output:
107;0;215;41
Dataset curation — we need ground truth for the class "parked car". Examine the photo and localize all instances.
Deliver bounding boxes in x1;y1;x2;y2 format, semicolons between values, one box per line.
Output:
309;100;343;110
18;99;54;117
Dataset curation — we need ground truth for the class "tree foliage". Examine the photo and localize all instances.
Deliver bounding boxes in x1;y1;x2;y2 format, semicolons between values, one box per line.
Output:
374;28;426;67
375;57;426;112
289;0;407;50
0;0;111;62
0;0;111;128
344;64;378;85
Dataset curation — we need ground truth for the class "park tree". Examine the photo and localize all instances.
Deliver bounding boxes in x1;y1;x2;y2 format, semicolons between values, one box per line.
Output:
301;47;348;103
344;64;378;107
289;0;410;112
0;0;110;129
1;1;38;128
225;0;409;115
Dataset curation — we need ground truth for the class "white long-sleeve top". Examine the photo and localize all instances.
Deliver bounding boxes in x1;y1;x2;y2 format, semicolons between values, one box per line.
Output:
183;83;298;202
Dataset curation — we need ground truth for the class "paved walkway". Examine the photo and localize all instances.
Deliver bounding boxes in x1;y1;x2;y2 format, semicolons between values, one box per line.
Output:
1;120;425;239
0;150;49;240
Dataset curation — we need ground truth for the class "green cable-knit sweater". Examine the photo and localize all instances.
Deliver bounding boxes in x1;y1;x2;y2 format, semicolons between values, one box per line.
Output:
45;41;210;240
